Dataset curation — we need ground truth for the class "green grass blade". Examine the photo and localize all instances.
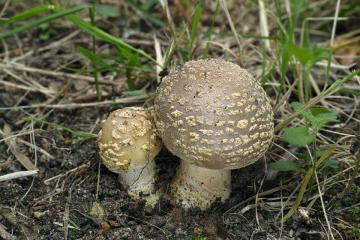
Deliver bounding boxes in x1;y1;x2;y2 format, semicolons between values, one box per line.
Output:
0;4;55;27
0;5;88;39
125;0;165;28
24;117;97;140
187;0;203;59
77;47;109;69
281;145;335;223
63;11;158;65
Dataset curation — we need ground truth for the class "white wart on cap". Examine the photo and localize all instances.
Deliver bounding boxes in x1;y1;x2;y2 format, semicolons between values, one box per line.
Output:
154;59;274;209
98;107;162;206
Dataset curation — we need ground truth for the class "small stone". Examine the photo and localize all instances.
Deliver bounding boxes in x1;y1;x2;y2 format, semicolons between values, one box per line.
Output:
33;211;47;219
89;202;106;220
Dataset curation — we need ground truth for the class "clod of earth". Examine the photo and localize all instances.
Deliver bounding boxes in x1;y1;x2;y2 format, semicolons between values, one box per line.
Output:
154;59;274;209
98;107;162;206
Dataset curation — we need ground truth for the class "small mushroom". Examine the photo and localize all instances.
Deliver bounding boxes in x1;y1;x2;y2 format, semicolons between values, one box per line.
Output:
98;107;162;206
154;59;274;209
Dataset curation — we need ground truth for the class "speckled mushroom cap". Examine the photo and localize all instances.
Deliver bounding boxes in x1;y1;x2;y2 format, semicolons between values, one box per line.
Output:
154;59;273;170
98;107;162;173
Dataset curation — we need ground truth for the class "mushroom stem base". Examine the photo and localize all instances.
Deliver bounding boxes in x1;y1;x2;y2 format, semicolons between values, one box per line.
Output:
118;160;160;206
171;161;231;209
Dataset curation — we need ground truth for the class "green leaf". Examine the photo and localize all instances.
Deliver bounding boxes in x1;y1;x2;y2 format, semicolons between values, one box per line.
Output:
270;160;300;172
24;117;97;140
282;127;316;146
94;4;120;17
291;101;303;112
190;1;203;45
288;43;313;65
323;159;339;170
77;47;109;69
304;108;337;128
288;43;330;67
0;4;54;27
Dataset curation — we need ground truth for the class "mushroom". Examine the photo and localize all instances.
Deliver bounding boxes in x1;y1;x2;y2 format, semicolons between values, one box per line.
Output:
154;59;274;209
98;107;162;206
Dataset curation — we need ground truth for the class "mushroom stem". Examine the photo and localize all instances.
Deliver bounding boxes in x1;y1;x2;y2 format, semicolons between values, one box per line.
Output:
171;161;231;209
119;160;160;206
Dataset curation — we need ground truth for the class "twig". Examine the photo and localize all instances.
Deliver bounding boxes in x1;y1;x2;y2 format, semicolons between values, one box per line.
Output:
12;30;81;61
224;182;294;215
0;95;148;111
0;124;38;171
0;0;11;18
220;0;242;54
0;222;14;240
330;0;341;46
0;79;55;95
154;35;163;84
44;164;89;184
258;0;271;51
0;170;38;182
0;62;117;85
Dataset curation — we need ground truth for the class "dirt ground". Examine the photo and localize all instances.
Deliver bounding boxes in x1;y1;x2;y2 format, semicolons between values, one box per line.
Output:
1;1;360;240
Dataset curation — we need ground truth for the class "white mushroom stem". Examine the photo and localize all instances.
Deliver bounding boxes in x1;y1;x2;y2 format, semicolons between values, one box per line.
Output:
171;161;231;210
119;160;160;206
98;107;162;206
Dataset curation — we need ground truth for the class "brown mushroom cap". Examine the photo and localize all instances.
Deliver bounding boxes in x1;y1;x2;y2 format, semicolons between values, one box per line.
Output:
98;107;162;173
154;59;274;170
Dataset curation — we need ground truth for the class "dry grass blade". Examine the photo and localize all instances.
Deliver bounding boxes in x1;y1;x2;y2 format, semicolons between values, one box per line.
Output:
0;170;38;182
0;124;38;171
220;0;242;54
330;0;341;46
0;62;117;85
0;95;148;111
0;222;14;240
154;35;163;84
275;70;360;132
258;0;271;51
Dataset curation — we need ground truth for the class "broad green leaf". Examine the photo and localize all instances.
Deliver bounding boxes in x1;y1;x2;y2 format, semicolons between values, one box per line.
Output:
288;43;313;65
303;108;337;128
310;107;333;115
288;43;330;66
270;160;300;172
323;159;339;170
282;127;316;146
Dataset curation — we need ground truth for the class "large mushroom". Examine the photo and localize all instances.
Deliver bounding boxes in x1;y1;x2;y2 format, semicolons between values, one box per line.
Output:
154;59;274;209
98;107;162;206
